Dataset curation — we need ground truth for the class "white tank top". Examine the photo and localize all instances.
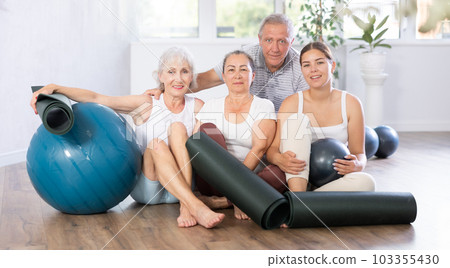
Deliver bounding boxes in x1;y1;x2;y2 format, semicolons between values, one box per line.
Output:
135;94;196;152
297;91;349;145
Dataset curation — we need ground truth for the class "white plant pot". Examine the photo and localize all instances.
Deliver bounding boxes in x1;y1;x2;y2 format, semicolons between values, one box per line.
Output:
359;52;387;75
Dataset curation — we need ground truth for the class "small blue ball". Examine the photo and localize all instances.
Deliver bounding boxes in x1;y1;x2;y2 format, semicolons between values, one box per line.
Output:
26;103;141;214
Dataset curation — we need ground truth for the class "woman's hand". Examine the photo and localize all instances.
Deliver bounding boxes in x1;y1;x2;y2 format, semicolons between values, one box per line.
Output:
276;151;307;174
30;84;58;114
333;154;363;175
143;88;163;100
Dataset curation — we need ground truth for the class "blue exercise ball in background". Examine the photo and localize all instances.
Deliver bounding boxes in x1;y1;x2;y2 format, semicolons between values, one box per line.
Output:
309;138;350;187
374;125;399;158
365;126;379;159
26;102;141;214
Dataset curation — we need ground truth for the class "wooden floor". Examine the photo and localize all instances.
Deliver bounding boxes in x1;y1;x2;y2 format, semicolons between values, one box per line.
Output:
1;132;449;250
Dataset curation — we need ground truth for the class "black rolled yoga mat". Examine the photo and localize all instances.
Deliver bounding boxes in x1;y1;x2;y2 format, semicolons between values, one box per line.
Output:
186;132;290;229
32;86;74;135
285;191;417;228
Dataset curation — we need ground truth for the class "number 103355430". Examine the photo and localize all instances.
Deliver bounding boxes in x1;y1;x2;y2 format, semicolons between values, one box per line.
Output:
372;254;439;265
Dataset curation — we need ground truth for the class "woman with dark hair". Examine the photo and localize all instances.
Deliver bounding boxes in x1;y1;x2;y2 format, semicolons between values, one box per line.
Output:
194;50;285;220
267;42;375;192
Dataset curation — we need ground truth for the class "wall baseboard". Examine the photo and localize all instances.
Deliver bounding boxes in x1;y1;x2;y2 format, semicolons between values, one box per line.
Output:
0;149;27;168
384;122;450;132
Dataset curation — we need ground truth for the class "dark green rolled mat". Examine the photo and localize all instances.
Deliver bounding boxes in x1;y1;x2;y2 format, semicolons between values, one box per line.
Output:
32;86;74;135
186;132;289;229
285;191;417;228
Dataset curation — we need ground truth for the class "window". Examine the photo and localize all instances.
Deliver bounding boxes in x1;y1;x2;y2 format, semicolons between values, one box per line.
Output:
343;0;400;39
136;0;450;41
416;0;450;39
137;0;199;38
216;0;274;38
284;0;306;28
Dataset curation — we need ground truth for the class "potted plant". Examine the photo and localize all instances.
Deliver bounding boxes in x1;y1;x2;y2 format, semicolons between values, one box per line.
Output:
289;0;351;80
349;13;392;74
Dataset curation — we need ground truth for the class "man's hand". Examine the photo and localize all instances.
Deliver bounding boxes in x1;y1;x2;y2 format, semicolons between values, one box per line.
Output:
143;88;163;100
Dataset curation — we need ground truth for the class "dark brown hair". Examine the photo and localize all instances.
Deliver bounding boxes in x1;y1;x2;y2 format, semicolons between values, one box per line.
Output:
300;41;334;64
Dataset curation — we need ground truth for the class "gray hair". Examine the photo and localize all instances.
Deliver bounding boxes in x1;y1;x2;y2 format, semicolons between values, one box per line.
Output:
154;46;197;91
258;13;294;40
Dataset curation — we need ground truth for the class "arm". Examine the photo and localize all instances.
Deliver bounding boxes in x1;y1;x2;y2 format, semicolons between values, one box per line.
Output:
333;93;367;175
191;69;224;92
242;119;276;171
193;98;205;115
31;84;152;115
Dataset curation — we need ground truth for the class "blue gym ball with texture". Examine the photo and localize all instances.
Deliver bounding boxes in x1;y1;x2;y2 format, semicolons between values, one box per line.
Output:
26;102;141;214
374;125;399;158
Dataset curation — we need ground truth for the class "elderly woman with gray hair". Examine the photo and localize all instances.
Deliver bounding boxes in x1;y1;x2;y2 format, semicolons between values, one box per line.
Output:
30;47;224;229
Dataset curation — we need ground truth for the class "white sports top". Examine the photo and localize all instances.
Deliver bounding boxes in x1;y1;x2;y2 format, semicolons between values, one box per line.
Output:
196;96;276;171
297;91;349;145
135;93;196;153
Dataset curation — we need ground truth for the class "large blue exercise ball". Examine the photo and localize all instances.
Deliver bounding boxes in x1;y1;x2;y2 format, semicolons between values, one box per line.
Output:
374;125;399;158
365;126;379;159
26;102;141;214
309;138;350;187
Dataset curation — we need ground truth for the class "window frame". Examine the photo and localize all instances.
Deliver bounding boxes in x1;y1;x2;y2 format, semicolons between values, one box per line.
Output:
138;0;450;45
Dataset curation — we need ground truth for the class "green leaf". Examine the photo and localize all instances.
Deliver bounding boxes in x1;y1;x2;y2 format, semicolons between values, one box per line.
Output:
368;13;376;25
376;15;389;30
372;39;384;47
374;28;388;41
376;44;392;49
350;45;366;53
352;15;368;31
349;37;364;41
362;32;373;44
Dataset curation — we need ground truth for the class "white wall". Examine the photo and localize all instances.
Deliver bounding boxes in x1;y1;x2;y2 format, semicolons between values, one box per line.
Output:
345;41;450;131
2;1;450;167
0;0;136;167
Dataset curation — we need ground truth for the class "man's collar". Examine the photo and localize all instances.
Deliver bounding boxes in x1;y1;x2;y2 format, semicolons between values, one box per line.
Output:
258;46;299;72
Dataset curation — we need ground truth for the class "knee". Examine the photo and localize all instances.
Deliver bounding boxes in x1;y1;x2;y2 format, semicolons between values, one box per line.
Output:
148;138;169;153
345;172;376;191
169;122;188;135
168;122;188;143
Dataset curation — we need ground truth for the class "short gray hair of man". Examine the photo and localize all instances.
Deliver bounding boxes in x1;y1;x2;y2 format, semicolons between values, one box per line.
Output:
258;13;294;40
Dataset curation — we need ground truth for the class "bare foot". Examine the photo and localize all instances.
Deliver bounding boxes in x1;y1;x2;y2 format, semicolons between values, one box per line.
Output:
197;195;230;209
280;223;288;228
233;205;250;220
190;203;225;228
177;204;197;228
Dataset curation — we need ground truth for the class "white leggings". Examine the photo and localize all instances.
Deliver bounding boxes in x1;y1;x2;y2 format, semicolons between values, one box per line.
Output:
280;114;375;191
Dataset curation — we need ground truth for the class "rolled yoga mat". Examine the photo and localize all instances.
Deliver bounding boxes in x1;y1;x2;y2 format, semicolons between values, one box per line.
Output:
32;86;74;135
186;132;290;229
285;191;417;228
